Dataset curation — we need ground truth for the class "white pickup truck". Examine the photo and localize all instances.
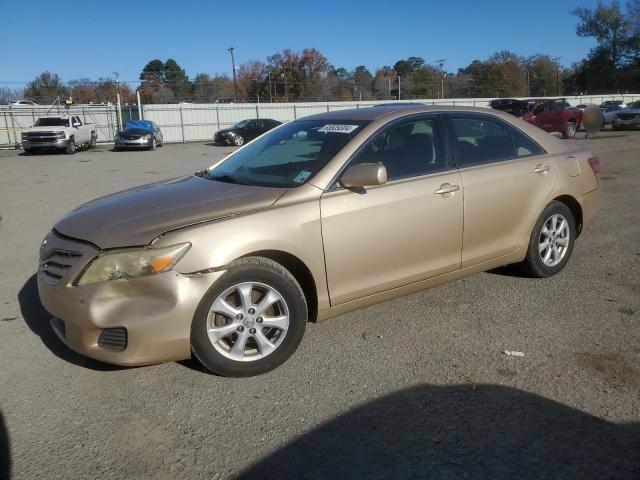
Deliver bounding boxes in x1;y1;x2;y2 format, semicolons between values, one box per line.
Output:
21;115;97;154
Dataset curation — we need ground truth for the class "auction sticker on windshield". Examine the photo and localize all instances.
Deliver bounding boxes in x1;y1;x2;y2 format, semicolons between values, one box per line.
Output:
317;124;360;134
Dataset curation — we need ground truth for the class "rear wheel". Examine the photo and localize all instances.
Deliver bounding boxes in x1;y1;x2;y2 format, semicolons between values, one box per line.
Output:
65;138;76;154
562;121;577;139
519;201;576;278
191;257;307;377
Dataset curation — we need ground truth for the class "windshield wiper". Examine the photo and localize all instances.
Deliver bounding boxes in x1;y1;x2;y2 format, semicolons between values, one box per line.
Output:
208;174;245;185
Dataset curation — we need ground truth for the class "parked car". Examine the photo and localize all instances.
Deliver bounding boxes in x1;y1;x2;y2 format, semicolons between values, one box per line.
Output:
38;105;601;377
214;119;281;146
489;98;529;117
603;104;626;124
114;120;163;150
522;99;583;138
21;115;97;154
612;100;640;130
600;100;626;110
9;100;38;106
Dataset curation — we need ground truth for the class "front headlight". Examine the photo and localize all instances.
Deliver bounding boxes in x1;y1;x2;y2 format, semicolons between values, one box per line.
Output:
57;132;65;139
76;243;191;286
143;134;151;140
114;134;120;140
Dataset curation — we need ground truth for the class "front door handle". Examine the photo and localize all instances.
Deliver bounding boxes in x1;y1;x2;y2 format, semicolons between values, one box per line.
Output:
434;183;460;195
533;164;551;174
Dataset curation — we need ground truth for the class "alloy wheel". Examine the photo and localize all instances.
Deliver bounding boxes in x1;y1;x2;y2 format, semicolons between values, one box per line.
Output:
538;213;570;267
206;282;289;362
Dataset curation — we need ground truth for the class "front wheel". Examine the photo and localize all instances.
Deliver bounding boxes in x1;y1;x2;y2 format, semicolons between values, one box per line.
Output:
191;257;307;377
233;135;244;146
65;138;76;154
562;121;577;139
89;133;97;149
519;201;576;278
149;137;157;150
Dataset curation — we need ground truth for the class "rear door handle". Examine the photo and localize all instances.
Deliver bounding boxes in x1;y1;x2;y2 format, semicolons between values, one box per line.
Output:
533;164;551;174
434;183;460;195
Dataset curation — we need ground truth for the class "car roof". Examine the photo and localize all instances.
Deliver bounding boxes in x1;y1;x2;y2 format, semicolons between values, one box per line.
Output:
298;104;510;122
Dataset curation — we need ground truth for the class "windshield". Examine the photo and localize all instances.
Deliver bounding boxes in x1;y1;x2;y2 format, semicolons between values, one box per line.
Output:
34;117;69;127
205;119;369;188
233;120;250;129
629;101;640;110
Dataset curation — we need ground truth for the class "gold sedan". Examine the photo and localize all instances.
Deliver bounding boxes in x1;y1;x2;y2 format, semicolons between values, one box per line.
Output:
38;105;601;376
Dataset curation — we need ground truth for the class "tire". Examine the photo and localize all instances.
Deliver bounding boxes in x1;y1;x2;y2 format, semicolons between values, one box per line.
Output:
191;257;307;377
23;148;32;155
233;135;244;146
519;201;576;278
89;133;97;149
150;137;157;150
562;121;577;139
65;138;76;154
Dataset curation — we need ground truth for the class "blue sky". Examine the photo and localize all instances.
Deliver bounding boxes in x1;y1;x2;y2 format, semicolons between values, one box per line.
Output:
1;0;600;87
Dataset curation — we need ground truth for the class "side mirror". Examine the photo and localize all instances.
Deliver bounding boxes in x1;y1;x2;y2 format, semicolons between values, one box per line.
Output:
340;163;387;188
72;123;80;128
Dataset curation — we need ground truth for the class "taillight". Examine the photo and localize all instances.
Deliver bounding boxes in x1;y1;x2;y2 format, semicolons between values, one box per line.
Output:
588;156;600;174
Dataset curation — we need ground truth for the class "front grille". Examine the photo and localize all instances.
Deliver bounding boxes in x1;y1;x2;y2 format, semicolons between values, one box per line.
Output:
39;248;84;286
122;134;141;140
618;114;638;121
26;132;60;142
98;328;127;350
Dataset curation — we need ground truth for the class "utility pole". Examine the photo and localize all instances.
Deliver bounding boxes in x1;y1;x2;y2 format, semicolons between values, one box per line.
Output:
282;69;288;102
113;72;123;129
553;56;562;96
398;76;401;100
524;68;530;96
436;59;446;99
228;47;237;101
267;69;273;103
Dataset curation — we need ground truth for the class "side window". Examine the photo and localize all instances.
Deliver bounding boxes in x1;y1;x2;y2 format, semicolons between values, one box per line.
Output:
450;115;516;166
350;116;446;181
510;128;545;157
73;116;82;126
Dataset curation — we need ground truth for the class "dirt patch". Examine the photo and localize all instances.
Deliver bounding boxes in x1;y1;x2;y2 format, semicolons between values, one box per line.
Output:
574;352;640;389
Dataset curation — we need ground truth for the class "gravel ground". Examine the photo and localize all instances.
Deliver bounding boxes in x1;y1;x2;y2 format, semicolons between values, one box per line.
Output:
0;132;639;479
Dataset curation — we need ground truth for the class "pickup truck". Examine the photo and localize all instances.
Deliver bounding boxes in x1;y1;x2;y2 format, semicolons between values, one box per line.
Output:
522;99;582;138
21;115;97;154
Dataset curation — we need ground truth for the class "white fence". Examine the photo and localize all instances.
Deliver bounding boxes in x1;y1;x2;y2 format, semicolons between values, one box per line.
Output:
0;104;119;148
3;94;639;148
142;94;640;144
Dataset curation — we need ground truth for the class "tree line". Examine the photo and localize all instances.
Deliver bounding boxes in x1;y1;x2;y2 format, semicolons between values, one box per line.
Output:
2;1;638;105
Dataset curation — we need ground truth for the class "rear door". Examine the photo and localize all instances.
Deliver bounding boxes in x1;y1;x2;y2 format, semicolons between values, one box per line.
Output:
447;113;557;267
320;114;463;305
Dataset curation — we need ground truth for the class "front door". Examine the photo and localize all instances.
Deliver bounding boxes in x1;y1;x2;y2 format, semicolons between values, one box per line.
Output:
320;115;463;306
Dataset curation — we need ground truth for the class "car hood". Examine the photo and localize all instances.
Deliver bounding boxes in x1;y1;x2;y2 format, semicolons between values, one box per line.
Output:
25;126;66;132
216;128;235;135
616;109;640;115
54;175;287;249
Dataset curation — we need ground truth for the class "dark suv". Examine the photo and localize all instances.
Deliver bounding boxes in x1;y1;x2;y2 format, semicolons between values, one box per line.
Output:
214;119;282;146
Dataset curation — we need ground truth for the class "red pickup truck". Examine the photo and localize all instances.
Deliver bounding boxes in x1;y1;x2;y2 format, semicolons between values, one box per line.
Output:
522;99;582;139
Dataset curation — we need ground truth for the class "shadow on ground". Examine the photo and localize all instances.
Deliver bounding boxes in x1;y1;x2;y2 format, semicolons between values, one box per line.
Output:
238;384;639;479
18;274;125;372
0;412;9;480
